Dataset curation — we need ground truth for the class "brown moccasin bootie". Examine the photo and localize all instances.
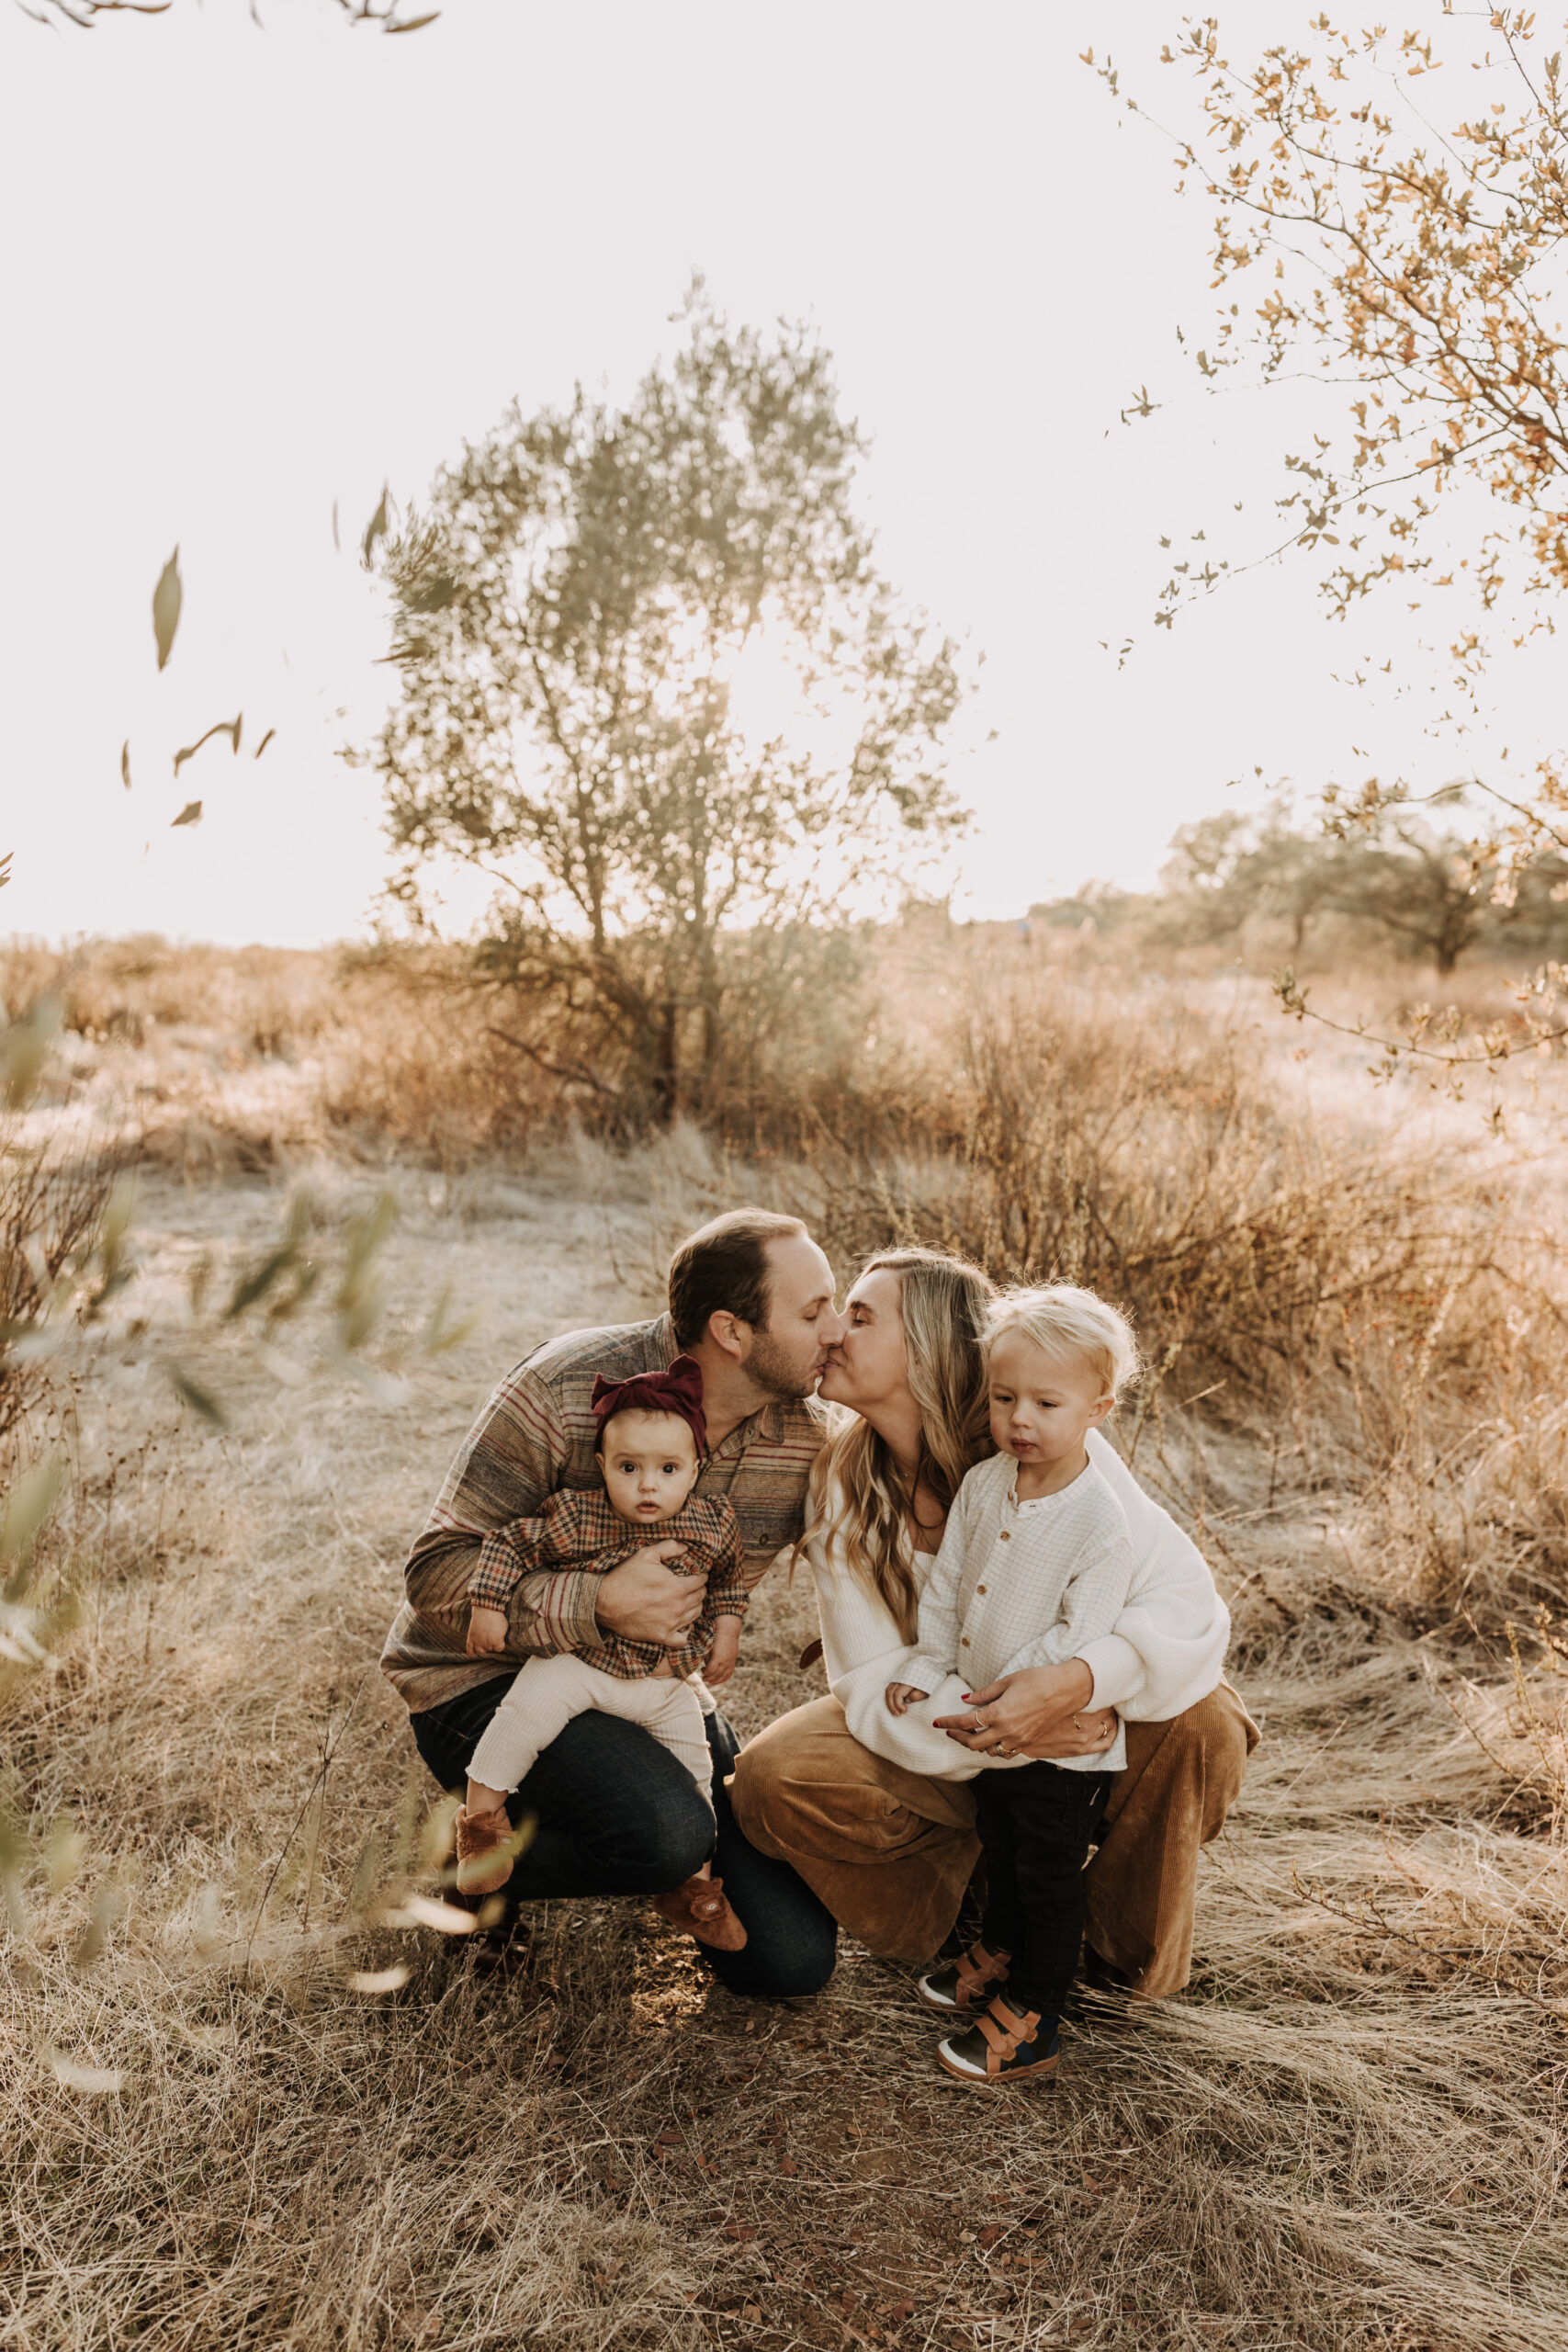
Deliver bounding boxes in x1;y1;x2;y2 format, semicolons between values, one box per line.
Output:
651;1873;749;1951
455;1803;516;1896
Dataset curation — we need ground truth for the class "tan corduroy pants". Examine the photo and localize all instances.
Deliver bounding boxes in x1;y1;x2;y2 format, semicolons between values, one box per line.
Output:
728;1681;1258;1999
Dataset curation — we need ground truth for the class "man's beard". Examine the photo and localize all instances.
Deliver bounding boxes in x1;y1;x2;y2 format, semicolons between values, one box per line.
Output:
744;1331;822;1401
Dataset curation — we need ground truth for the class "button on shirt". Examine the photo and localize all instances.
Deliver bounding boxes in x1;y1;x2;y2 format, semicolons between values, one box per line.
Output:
906;1452;1134;1773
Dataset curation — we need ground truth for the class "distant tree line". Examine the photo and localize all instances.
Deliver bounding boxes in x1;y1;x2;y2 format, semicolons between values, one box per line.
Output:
1033;794;1568;977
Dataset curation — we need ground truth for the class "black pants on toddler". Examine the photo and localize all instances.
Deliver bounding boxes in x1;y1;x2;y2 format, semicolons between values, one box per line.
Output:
975;1760;1111;2022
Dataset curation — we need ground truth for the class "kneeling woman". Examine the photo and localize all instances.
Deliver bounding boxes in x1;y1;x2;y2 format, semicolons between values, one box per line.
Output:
728;1249;1257;2015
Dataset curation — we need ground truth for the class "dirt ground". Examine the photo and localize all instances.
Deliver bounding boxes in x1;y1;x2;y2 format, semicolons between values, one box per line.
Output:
5;1152;1567;2352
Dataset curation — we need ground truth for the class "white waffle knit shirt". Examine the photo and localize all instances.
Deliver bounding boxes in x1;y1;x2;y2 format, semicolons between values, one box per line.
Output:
807;1428;1230;1784
903;1453;1133;1773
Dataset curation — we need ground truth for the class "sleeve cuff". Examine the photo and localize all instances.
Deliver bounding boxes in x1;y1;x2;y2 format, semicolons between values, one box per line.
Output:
905;1657;948;1697
509;1569;603;1655
469;1529;524;1608
1077;1633;1146;1713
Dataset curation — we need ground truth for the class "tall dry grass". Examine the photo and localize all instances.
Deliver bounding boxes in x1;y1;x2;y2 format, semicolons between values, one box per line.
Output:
4;933;1568;2346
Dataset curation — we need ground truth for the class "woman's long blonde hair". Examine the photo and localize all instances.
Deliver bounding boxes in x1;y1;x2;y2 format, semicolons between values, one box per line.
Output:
810;1249;995;1642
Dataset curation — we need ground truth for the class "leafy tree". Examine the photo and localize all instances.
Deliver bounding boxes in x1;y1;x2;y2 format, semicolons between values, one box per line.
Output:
369;289;967;1122
1156;789;1568;973
1091;15;1568;1069
1160;797;1340;952
1316;808;1490;977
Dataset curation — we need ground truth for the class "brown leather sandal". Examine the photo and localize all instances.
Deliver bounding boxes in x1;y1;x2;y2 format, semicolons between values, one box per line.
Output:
937;1994;1059;2086
651;1873;749;1951
917;1939;1010;2015
455;1802;518;1896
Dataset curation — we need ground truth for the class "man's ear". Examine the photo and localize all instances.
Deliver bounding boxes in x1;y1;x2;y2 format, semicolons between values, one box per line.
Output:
704;1308;751;1366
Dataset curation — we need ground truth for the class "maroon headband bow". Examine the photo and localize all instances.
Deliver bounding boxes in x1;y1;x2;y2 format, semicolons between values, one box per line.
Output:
590;1352;707;1455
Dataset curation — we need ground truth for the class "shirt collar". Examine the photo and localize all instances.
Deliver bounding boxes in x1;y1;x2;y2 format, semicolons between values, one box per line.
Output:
711;1396;784;1457
649;1313;789;1455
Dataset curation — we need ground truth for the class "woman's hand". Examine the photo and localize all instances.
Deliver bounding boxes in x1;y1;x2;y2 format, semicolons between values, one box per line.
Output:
595;1543;706;1647
932;1661;1120;1761
885;1680;930;1717
467;1604;511;1658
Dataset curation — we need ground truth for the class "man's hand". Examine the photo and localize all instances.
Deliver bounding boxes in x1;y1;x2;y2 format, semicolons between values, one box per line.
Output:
932;1661;1119;1760
704;1614;742;1687
885;1680;930;1717
594;1542;708;1648
467;1603;510;1658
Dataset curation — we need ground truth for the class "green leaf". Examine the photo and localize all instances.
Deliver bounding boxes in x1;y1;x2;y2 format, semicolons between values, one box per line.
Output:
3;996;62;1113
1;1455;67;1583
170;1366;229;1428
152;547;182;671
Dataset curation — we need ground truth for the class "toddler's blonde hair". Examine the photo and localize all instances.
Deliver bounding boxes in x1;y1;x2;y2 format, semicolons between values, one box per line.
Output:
985;1282;1141;1404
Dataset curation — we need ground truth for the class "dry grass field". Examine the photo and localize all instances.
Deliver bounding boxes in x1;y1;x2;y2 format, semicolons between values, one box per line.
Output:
3;931;1568;2350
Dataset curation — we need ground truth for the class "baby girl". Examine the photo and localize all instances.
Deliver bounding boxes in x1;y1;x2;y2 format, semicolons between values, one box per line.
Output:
454;1355;750;1950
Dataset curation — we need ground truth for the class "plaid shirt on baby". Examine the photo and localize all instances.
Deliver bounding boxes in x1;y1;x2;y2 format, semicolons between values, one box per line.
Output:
466;1486;748;1682
380;1312;829;1713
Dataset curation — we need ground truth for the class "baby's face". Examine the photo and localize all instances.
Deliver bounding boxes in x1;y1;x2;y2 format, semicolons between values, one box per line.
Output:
987;1332;1112;1471
599;1408;701;1524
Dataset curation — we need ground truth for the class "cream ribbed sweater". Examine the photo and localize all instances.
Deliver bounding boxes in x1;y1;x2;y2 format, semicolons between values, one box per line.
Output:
807;1429;1229;1785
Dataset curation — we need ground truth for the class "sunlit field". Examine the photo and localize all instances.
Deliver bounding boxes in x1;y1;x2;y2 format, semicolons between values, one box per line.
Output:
3;924;1566;2351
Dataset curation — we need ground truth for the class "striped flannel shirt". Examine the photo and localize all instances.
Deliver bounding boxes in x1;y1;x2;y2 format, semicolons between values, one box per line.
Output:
381;1312;829;1713
465;1486;747;1682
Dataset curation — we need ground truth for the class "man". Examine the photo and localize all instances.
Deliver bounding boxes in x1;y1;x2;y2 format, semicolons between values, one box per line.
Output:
382;1207;846;1994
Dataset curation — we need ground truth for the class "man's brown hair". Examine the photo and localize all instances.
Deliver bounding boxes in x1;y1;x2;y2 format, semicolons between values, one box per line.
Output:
667;1209;809;1351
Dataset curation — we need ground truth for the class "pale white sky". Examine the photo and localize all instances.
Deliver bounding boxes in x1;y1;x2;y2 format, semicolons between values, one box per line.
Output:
1;0;1554;946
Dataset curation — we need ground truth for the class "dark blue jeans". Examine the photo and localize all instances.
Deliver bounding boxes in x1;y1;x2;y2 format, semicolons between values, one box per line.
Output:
410;1673;839;1998
975;1759;1111;2022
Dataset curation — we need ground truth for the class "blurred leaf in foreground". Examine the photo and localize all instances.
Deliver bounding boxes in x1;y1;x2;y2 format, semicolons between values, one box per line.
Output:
174;714;243;776
81;1178;138;1322
1;1455;67;1591
170;801;203;830
169;1364;229;1428
334;1190;395;1355
44;2051;125;2096
361;485;389;571
345;1964;411;1993
152;546;182;671
120;741;132;791
254;727;276;759
224;1197;315;1324
422;1283;480;1354
44;1812;87;1894
379;1893;476;1935
3;995;62;1111
71;1874;128;1970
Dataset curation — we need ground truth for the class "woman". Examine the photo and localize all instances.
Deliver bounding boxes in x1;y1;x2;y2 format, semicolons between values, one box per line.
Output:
728;1249;1258;1997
